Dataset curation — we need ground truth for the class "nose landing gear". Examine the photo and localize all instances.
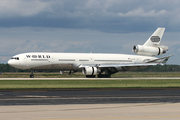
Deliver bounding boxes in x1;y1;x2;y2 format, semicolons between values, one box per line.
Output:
30;71;34;78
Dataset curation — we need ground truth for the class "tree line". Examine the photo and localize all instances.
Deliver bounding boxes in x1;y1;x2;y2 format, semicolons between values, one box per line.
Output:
0;63;180;72
0;64;28;72
135;64;180;72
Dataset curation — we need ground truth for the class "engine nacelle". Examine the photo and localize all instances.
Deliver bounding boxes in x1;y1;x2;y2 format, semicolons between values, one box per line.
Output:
133;45;167;56
82;67;98;75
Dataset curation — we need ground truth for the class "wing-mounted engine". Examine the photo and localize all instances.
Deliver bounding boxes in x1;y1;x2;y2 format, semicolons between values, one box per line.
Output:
133;45;168;56
82;66;99;75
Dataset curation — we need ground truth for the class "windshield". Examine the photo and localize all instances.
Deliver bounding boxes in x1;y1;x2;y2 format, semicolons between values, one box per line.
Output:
11;57;19;60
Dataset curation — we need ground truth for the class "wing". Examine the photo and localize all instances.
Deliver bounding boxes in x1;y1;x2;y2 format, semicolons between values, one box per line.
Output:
98;63;159;71
79;63;159;74
78;55;173;73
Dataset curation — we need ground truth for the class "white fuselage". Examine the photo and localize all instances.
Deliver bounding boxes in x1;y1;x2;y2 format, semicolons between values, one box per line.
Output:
8;52;158;71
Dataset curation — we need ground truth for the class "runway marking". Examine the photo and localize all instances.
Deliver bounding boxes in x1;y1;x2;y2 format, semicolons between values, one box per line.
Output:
41;115;180;120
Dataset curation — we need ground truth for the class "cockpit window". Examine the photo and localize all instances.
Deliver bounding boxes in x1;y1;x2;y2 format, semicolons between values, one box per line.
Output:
11;57;19;60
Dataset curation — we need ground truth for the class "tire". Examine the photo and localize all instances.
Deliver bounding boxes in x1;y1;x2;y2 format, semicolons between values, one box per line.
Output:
86;75;96;78
98;74;111;78
30;75;34;78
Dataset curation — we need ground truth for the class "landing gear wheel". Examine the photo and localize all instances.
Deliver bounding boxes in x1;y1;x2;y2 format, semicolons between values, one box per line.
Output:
86;75;96;78
30;70;34;78
98;74;111;78
30;75;34;78
107;74;111;78
98;74;103;78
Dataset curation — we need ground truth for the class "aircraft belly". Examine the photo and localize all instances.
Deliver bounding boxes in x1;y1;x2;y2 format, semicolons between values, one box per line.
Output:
59;64;74;69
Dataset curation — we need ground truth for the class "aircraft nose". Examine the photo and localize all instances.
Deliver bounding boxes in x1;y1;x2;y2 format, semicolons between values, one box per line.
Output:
8;59;13;66
8;59;17;67
8;58;23;69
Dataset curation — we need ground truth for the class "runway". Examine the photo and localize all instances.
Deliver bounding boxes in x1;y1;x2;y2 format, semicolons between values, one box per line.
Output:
1;88;180;120
1;89;180;105
0;77;180;80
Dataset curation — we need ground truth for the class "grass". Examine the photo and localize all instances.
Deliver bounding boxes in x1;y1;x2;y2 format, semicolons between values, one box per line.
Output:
0;72;85;78
1;72;180;78
0;79;180;89
0;72;180;89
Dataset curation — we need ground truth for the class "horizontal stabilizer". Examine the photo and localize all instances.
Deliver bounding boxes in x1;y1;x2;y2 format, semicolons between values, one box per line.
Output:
146;55;173;63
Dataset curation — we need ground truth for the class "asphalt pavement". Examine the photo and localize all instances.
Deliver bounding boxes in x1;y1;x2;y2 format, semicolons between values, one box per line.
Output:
0;88;180;105
1;88;180;120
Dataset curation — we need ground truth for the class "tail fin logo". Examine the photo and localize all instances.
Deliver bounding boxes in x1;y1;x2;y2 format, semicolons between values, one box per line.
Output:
151;36;160;42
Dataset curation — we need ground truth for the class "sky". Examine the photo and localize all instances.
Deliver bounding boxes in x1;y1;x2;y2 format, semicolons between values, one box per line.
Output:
0;0;180;64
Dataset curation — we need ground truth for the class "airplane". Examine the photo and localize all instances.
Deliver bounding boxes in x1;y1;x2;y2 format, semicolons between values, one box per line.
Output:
8;28;172;78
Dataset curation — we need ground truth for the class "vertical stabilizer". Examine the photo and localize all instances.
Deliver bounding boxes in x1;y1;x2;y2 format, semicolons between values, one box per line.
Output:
143;28;165;47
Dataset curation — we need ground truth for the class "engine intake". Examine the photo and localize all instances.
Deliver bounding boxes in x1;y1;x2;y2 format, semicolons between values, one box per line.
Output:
133;45;168;56
82;67;98;75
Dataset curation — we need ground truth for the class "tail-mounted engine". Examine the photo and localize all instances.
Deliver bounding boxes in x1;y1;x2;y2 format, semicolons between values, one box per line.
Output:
82;67;99;75
133;45;168;56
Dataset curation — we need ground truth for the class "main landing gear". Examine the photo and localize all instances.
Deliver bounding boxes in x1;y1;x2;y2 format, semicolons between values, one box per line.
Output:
30;71;34;78
97;68;113;78
97;74;111;78
86;75;96;78
86;74;111;78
